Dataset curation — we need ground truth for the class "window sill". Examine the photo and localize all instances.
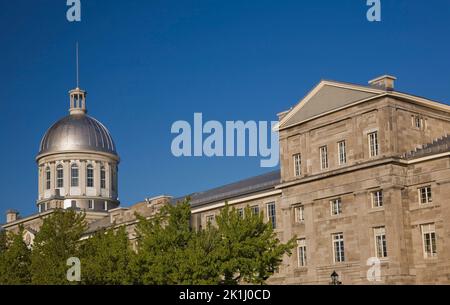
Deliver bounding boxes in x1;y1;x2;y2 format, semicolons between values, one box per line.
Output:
411;203;438;212
369;207;384;213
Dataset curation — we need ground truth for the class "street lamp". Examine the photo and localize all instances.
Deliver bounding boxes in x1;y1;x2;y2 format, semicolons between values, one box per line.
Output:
330;271;342;285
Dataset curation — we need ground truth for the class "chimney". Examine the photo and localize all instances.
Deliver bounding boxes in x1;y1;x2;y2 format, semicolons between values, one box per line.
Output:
368;75;397;91
6;209;19;223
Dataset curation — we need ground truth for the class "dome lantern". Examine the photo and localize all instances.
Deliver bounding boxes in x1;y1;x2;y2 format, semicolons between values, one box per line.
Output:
69;87;87;115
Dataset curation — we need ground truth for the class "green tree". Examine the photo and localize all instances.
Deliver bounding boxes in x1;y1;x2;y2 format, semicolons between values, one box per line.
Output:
0;230;6;255
215;205;296;284
80;226;135;285
132;200;194;284
133;200;295;285
0;228;32;285
31;209;86;285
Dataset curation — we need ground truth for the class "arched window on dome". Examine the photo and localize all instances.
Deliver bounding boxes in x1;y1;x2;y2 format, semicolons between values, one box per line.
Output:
100;166;106;189
71;164;79;187
56;164;64;189
45;167;51;190
86;164;94;188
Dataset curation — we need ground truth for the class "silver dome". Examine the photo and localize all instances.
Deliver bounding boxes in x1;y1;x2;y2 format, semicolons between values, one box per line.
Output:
38;114;117;156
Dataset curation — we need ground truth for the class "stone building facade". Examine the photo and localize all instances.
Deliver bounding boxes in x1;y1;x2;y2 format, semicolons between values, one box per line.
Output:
2;75;450;284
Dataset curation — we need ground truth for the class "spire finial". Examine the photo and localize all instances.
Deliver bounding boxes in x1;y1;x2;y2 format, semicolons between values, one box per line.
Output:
76;42;79;88
69;42;87;115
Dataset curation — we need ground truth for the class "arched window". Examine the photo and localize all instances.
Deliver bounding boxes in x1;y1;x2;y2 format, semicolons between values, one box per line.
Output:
71;164;79;187
100;166;106;189
56;164;64;188
45;167;51;190
86;164;94;187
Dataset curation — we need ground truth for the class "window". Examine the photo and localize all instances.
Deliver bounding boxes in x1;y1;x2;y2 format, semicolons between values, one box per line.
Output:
368;132;379;157
237;208;244;218
56;165;64;188
71;200;77;209
294;205;305;223
320;146;328;169
87;164;94;188
111;166;117;192
330;198;342;216
421;223;437;258
414;115;421;128
372;190;383;208
332;233;345;263
88;200;94;210
374;227;388;258
104;201;108;211
267;202;276;229
338;141;347;165
297;239;307;267
419;186;432;205
206;215;215;224
71;164;79;187
293;154;302;177
45;167;51;190
100;166;106;189
251;205;260;215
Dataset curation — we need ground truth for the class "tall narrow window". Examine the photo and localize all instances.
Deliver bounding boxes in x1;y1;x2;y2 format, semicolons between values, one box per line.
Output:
86;164;94;187
320;146;328;169
330;198;342;216
422;223;437;258
111;166;117;192
100;166;106;189
371;190;383;208
88;200;94;210
419;186;432;205
45;167;51;190
368;132;379;157
413;115;422;129
374;227;388;258
297;239;307;267
56;165;64;189
338;141;347;165
293;154;302;177
267;202;276;229
237;208;244;218
206;215;215;224
294;205;305;223
251;205;260;215
332;233;345;263
71;164;79;187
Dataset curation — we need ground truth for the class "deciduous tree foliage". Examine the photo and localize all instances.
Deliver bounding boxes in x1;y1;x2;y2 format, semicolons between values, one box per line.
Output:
0;227;32;285
0;201;294;285
80;226;135;285
31;209;86;285
134;200;295;285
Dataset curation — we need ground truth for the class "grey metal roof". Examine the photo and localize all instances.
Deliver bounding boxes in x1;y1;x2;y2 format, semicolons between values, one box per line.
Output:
38;113;117;156
404;134;450;159
171;170;281;207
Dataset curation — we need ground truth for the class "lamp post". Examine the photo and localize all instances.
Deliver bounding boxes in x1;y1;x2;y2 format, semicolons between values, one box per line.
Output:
330;271;342;285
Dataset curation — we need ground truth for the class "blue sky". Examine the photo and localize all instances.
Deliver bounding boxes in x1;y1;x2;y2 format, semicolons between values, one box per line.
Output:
1;0;449;218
